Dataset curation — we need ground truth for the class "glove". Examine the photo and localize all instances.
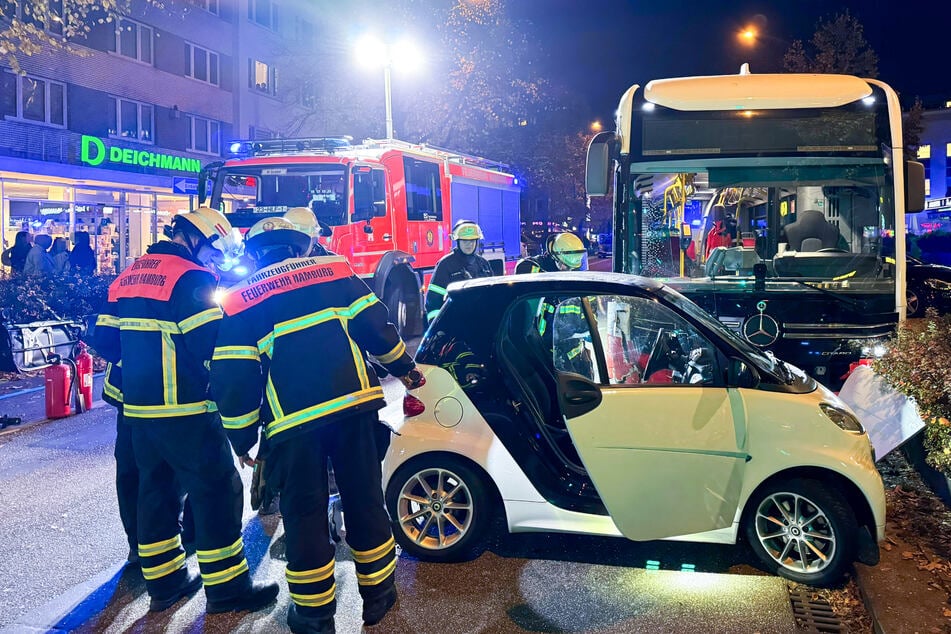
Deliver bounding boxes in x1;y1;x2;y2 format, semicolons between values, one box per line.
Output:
228;425;259;459
399;367;426;389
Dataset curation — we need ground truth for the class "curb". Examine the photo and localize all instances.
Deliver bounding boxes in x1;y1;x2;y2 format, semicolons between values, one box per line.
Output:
853;564;886;634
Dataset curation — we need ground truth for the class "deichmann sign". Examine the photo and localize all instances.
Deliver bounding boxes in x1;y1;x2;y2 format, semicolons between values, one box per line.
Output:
80;135;202;173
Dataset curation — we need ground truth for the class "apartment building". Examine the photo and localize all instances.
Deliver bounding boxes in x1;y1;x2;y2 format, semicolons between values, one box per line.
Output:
0;0;319;272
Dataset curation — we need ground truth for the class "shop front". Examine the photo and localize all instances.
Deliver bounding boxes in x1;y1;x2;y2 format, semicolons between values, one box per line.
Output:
1;134;208;275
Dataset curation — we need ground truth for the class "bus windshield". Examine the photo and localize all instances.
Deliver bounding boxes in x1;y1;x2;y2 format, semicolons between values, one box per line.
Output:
622;156;896;298
212;164;349;227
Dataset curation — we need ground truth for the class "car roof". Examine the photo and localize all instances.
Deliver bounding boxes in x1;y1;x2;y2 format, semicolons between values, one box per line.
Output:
447;271;665;296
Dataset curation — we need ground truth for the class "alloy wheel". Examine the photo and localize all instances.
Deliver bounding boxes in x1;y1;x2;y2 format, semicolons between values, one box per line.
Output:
907;290;920;316
396;467;474;550
753;491;837;574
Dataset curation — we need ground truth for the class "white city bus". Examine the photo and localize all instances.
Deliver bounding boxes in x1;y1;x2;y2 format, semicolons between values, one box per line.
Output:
586;66;925;389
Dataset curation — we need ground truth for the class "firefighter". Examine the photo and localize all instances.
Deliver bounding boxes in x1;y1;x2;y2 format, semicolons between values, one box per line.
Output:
425;219;494;322
285;206;334;256
515;231;586;274
210;218;424;634
94;207;278;614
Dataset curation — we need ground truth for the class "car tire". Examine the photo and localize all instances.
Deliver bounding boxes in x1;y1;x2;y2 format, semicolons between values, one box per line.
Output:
906;287;925;318
385;456;494;562
743;478;857;586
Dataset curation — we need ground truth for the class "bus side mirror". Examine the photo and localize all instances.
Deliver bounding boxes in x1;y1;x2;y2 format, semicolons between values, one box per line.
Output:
585;131;617;197
728;358;760;389
197;173;207;204
904;160;925;213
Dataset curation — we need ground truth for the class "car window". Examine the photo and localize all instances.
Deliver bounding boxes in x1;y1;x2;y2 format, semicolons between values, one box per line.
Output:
549;297;601;383
583;294;719;387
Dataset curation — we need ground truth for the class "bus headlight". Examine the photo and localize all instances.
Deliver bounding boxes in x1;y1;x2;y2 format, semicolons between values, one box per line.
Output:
820;403;865;433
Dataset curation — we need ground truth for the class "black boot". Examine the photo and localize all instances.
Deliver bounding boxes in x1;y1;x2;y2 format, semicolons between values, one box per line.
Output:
206;581;279;614
149;570;202;612
287;604;335;634
362;586;397;626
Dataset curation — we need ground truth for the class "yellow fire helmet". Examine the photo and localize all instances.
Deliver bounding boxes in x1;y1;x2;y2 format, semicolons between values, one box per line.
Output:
284;207;320;238
450;220;484;241
245;216;311;257
550;232;586;270
175;206;244;265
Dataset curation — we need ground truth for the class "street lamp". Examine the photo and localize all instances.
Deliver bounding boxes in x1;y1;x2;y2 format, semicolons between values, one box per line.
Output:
738;26;757;46
590;120;603;133
355;35;422;140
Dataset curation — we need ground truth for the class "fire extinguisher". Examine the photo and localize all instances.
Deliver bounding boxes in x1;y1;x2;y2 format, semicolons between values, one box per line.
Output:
45;355;73;419
74;342;94;414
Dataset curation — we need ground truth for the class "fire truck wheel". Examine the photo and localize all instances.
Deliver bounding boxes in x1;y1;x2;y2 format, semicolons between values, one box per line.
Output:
383;284;410;335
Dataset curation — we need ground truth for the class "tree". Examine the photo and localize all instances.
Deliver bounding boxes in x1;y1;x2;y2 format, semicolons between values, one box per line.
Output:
0;0;147;73
783;10;878;77
904;97;925;158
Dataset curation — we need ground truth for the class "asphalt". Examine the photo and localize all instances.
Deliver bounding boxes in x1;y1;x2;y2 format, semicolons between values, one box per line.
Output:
0;372;803;633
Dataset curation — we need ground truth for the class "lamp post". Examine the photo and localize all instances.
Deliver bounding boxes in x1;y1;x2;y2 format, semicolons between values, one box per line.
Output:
356;36;422;140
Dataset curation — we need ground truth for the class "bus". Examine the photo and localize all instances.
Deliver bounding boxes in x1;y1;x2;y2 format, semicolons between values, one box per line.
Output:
198;137;521;336
586;66;925;389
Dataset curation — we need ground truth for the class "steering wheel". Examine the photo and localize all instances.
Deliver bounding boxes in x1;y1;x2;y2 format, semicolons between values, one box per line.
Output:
817;248;849;253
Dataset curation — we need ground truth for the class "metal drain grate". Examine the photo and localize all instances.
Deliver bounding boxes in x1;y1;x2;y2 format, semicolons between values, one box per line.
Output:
788;588;844;632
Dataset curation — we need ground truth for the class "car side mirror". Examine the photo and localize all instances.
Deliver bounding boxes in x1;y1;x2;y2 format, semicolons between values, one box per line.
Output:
728;357;760;389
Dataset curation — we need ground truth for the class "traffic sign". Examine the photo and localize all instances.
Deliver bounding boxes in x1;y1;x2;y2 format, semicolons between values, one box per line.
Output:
172;176;199;195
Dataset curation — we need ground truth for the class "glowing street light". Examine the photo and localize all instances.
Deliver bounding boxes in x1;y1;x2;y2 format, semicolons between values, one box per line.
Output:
590;120;603;133
738;26;757;46
355;35;423;139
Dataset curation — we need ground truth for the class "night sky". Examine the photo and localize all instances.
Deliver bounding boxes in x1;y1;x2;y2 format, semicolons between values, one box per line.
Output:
512;0;951;122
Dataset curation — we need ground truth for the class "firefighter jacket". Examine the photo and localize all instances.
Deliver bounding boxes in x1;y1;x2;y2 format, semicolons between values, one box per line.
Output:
514;253;559;274
102;361;122;407
425;248;494;321
209;255;415;456
94;241;222;421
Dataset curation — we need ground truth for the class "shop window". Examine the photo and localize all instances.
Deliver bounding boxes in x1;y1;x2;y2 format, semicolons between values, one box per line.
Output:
185;42;219;85
403;158;443;221
186;115;221;154
8;73;66;126
112;18;153;65
249;59;277;95
109;97;154;143
918;144;931;160
249;0;279;31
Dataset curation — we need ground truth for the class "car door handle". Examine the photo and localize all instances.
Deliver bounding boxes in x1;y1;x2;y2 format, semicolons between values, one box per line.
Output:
383;234;392;241
565;390;599;405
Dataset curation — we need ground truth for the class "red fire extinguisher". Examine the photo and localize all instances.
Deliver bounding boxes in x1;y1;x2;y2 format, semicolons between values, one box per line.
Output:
45;356;73;419
75;342;94;414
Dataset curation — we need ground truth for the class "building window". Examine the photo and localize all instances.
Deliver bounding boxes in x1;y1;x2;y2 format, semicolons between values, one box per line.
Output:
295;17;313;43
185;115;220;154
919;144;931;160
3;71;66;126
111;18;153;65
108;97;154;143
248;0;279;31
2;1;64;35
187;0;218;14
185;43;219;85
249;59;277;95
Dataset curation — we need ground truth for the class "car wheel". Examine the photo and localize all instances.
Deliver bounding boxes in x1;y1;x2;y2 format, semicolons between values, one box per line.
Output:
906;287;925;318
744;478;857;586
386;457;493;562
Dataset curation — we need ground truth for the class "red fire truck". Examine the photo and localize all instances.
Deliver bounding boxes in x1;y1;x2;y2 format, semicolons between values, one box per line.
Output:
198;137;522;336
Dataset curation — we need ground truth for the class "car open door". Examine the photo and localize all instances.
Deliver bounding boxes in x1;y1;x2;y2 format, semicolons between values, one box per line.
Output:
552;294;749;542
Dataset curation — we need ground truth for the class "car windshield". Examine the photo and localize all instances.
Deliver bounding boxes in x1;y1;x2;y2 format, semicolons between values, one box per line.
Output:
214;164;349;226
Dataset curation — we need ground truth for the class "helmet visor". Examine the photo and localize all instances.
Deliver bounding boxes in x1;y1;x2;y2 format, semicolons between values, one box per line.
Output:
555;250;585;270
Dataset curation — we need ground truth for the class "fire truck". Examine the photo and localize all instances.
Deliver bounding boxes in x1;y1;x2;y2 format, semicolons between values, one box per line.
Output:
198;137;522;336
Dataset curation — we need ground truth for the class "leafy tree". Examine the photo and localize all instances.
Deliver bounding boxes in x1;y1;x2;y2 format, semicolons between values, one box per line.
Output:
904;97;925;157
0;0;150;73
783;10;878;77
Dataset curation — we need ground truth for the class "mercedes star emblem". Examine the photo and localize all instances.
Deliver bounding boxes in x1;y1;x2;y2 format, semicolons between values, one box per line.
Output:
743;311;780;347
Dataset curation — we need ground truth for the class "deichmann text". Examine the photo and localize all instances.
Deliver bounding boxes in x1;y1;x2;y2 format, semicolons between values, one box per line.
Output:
80;135;202;173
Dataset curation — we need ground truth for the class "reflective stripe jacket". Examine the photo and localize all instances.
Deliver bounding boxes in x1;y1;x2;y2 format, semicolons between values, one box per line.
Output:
424;249;494;321
101;361;122;407
514;253;559;274
210;255;414;451
93;241;222;420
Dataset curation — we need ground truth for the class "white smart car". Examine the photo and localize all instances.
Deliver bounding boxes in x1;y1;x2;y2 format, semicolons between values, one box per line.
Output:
383;272;884;586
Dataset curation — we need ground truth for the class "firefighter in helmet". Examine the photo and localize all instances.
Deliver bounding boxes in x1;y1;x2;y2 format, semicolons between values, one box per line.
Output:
425;219;494;323
211;218;424;634
93;207;278;613
515;231;586;274
285;206;334;257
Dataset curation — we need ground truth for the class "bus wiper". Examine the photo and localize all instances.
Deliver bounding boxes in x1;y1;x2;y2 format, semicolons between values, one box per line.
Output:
781;278;867;311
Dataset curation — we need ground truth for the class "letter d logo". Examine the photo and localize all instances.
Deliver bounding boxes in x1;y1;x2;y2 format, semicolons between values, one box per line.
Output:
81;135;106;166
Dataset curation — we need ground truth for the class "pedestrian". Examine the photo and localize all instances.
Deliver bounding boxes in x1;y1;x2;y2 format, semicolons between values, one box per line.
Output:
425;219;494;323
22;233;54;277
69;231;97;276
1;231;31;275
210;217;425;634
51;237;70;275
515;232;586;274
93;207;277;614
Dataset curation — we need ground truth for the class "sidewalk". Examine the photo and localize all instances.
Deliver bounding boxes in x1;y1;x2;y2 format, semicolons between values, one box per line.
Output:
0;372;105;436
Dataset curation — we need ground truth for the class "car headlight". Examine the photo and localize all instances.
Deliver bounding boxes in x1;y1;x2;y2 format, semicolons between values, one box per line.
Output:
923;278;951;292
819;403;865;434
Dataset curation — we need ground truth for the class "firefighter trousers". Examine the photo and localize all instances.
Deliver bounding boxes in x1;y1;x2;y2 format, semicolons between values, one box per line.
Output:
266;410;397;618
131;411;250;602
